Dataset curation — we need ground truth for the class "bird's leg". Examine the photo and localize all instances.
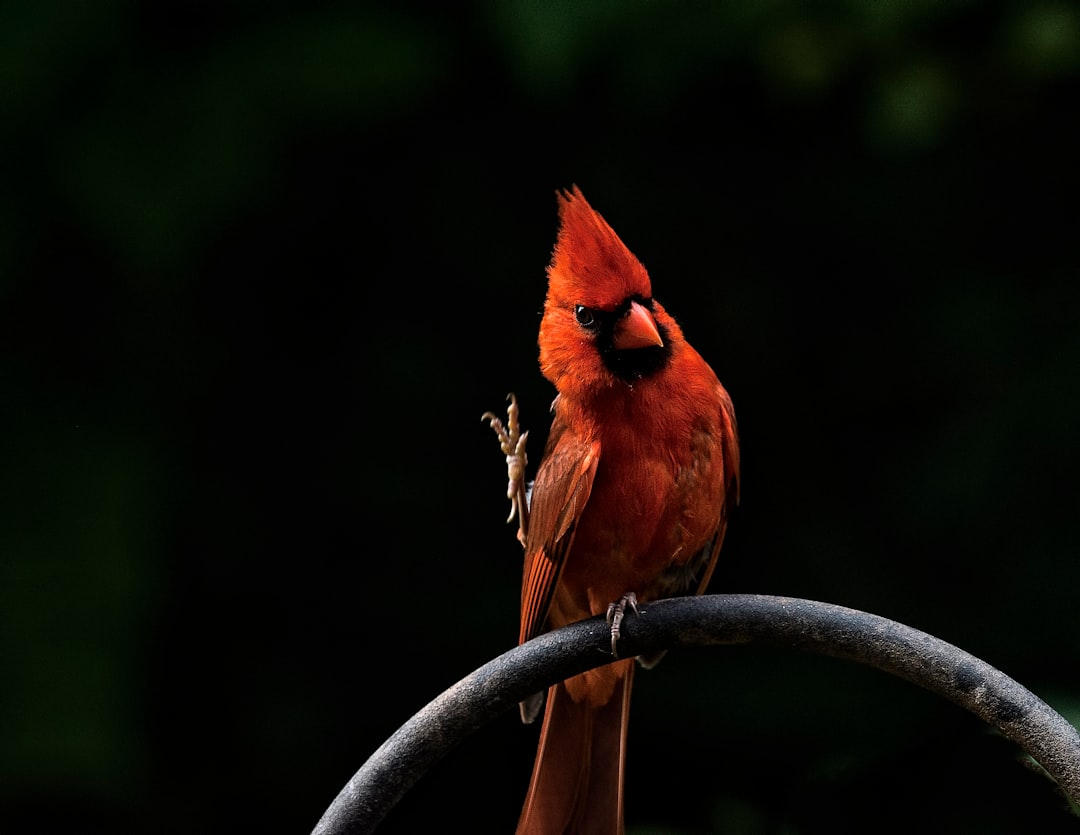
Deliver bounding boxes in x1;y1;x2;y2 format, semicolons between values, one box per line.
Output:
606;592;640;657
481;392;529;546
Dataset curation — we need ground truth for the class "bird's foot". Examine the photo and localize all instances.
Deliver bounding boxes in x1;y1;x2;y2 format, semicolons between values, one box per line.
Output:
481;393;529;544
606;592;640;658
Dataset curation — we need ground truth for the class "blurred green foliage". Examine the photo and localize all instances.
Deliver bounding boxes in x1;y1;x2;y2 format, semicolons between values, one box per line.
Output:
1;1;1078;833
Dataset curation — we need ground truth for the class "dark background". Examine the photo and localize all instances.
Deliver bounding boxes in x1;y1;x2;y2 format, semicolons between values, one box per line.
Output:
3;1;1079;833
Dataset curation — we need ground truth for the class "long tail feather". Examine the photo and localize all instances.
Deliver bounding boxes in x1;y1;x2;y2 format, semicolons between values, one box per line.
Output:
516;661;635;835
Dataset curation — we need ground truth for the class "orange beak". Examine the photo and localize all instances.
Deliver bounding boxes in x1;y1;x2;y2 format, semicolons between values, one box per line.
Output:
612;300;664;350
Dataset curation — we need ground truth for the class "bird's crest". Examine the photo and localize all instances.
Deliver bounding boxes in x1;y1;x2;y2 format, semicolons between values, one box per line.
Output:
548;186;652;309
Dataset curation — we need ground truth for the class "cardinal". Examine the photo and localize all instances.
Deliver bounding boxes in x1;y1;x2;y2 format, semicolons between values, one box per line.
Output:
484;186;740;834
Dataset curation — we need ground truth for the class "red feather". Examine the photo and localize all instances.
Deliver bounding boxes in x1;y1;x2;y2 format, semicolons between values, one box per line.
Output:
512;186;739;834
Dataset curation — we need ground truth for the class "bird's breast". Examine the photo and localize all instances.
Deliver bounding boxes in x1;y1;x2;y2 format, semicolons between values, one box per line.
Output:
556;414;724;617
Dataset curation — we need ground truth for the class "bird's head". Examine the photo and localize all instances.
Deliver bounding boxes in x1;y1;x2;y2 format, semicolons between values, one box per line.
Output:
539;186;681;395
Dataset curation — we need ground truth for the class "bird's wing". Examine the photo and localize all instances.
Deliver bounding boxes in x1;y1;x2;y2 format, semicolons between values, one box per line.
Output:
519;411;599;645
692;382;741;596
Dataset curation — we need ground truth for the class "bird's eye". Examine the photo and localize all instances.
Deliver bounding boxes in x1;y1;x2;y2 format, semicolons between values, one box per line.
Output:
575;305;597;329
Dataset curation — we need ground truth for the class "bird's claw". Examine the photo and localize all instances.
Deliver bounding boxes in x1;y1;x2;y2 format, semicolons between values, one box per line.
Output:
482;393;529;543
606;592;640;658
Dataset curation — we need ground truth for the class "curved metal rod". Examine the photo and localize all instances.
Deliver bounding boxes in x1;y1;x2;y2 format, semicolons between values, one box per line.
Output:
311;594;1080;834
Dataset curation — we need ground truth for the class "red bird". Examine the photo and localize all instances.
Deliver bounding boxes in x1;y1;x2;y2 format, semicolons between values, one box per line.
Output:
484;186;740;834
